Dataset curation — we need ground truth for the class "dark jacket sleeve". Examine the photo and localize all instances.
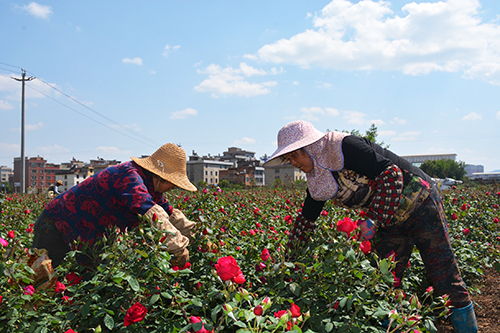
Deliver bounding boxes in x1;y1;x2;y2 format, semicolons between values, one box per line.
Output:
301;188;326;221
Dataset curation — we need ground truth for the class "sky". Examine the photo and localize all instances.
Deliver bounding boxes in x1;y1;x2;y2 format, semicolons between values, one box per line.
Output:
1;0;500;172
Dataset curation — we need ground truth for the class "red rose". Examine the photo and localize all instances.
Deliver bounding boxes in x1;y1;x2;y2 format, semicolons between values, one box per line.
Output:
65;272;82;286
0;295;3;304
290;303;301;317
274;310;287;318
260;248;271;261
462;228;471;235
123;302;147;327
254;305;263;316
64;329;77;333
54;281;66;293
360;240;372;254
336;217;357;236
320;210;328;216
7;230;15;239
215;256;245;283
450;213;458;220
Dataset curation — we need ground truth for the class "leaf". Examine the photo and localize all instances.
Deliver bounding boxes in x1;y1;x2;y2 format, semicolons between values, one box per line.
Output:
289;282;302;297
104;314;114;330
150;294;160;305
126;276;140;291
379;259;390;275
234;321;247;328
135;249;149;258
324;322;334;332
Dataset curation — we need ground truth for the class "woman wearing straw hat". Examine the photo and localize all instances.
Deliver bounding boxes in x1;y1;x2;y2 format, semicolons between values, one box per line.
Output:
264;120;477;333
33;143;197;268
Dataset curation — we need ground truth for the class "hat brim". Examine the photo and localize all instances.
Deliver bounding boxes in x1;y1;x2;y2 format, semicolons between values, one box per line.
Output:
132;157;197;192
263;134;324;167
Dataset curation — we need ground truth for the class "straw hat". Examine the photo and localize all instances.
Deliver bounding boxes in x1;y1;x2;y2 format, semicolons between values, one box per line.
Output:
132;143;197;192
263;120;325;167
56;180;63;186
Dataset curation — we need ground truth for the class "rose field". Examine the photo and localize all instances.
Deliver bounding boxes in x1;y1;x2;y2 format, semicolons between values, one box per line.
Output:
0;184;499;333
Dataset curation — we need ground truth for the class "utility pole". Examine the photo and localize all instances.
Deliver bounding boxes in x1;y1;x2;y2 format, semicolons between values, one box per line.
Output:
12;69;35;194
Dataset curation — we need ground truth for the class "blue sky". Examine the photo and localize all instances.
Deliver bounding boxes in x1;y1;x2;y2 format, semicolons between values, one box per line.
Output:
1;0;499;172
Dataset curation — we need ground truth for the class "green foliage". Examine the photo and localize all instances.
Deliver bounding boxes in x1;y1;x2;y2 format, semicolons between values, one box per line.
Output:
0;185;498;332
420;159;467;180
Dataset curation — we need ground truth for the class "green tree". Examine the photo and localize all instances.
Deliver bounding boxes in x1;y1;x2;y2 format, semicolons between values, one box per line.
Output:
333;123;388;148
420;159;467;180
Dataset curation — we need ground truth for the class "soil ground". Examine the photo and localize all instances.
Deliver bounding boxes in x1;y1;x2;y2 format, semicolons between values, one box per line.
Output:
437;269;499;332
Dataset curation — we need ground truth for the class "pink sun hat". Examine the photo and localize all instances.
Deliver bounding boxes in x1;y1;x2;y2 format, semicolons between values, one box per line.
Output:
263;120;325;167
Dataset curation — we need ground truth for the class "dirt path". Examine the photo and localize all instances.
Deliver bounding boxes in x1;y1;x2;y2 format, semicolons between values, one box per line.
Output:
437;269;499;332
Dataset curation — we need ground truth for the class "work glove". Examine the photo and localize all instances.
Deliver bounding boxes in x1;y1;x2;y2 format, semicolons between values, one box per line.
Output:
357;219;376;240
144;204;189;254
169;208;196;238
170;248;190;268
286;214;316;261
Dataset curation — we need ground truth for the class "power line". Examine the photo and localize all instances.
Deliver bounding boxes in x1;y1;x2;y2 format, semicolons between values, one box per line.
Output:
25;83;155;147
27;75;157;147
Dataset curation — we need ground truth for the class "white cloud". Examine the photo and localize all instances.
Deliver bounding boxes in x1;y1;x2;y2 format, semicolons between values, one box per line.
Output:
300;106;340;121
21;2;52;19
342;110;367;125
37;144;70;154
253;0;500;85
0;100;13;110
390;117;407;125
195;63;278;97
496;110;500;120
0;142;19;153
110;123;142;132
170;108;198;120
26;122;44;131
379;130;397;137
96;146;132;155
0;74;59;100
234;137;257;145
162;44;181;57
392;131;421;142
462;112;482;121
122;57;143;66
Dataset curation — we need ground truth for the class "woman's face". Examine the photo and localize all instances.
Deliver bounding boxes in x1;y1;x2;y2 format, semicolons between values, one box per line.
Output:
283;149;314;173
153;176;176;193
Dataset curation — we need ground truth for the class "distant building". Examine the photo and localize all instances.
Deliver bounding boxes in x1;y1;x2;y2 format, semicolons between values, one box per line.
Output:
219;165;265;186
469;172;500;182
89;157;121;173
400;154;457;167
187;152;233;186
0;165;13;183
264;164;306;186
13;156;60;193
464;164;484;177
56;165;94;192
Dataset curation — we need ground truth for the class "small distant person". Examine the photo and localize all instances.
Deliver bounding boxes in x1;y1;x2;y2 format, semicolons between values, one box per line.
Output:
33;143;197;268
47;180;63;198
264;120;477;333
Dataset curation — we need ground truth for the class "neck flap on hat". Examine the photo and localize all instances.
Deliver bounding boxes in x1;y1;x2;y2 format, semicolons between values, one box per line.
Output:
303;131;349;201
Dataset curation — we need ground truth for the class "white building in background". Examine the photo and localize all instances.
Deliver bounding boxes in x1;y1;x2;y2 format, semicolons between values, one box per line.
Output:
186;156;233;186
0;165;13;183
469;172;500;182
55;166;94;192
401;154;457;167
264;164;306;186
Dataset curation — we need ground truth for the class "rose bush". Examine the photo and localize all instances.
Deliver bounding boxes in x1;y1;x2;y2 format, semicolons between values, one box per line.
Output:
0;184;498;332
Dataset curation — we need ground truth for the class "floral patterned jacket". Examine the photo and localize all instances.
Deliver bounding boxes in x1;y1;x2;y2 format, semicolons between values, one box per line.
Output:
44;161;173;243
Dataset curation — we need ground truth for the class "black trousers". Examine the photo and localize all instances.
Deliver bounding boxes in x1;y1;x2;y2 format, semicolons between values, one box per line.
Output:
32;210;70;267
